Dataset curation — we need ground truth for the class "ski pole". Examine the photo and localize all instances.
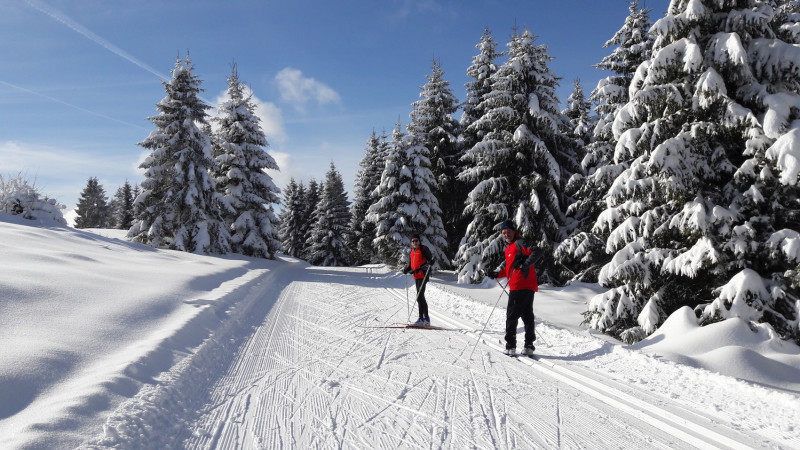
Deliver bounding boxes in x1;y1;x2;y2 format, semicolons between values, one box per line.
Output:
495;271;550;348
468;269;515;360
408;264;432;323
405;273;410;322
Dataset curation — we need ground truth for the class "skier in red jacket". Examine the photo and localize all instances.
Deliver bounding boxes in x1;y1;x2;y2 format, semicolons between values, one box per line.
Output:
488;220;543;356
402;233;434;327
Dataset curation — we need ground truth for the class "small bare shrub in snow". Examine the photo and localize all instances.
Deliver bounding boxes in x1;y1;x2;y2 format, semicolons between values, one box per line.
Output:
620;326;647;345
0;173;66;225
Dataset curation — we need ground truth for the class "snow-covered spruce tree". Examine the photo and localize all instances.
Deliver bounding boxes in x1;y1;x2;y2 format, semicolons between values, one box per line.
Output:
74;177;111;229
456;29;580;284
131;183;142;218
555;0;654;283
306;163;353;266
558;78;593;242
110;180;135;230
367;122;449;268
350;130;388;265
585;0;800;344
367;123;409;264
562;79;594;150
301;178;322;259
775;0;800;43
278;178;307;258
408;60;462;262
212;66;281;259
460;27;502;154
128;57;230;254
694;0;800;344
454;27;502;280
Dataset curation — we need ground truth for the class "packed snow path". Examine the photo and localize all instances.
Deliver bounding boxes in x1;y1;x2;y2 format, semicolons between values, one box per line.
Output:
85;261;796;449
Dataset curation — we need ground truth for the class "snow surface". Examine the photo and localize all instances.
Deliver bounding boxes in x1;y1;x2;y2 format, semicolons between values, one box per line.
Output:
2;213;800;449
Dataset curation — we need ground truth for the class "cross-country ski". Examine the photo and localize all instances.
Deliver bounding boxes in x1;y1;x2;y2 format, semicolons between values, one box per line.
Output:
362;324;458;331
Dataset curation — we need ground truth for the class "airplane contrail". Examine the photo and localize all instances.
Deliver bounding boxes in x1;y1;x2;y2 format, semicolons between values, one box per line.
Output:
25;0;170;82
0;80;147;130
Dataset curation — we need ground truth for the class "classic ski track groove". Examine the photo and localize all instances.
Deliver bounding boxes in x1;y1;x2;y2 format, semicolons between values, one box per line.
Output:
388;282;768;450
354;282;676;447
165;269;780;449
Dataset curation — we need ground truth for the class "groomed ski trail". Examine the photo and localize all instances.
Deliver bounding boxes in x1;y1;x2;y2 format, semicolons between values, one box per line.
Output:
85;262;797;449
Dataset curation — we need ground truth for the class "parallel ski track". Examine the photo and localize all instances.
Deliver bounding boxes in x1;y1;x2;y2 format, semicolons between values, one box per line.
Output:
384;283;774;450
376;284;688;449
177;269;781;449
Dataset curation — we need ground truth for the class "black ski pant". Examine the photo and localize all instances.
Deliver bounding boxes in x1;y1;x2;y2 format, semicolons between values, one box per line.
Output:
505;289;535;349
414;277;429;318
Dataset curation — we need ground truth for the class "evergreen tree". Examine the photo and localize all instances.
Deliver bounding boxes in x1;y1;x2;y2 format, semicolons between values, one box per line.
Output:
562;79;593;149
367;122;449;268
460;27;501;154
213;65;281;259
595;0;654;78
408;60;462;262
128;56;230;254
306;163;353;266
585;0;800;344
110;180;135;230
556;0;654;282
278;178;308;258
74;177;111;229
774;0;800;44
350;130;388;265
302;178;322;259
456;29;579;284
455;28;502;281
131;183;143;219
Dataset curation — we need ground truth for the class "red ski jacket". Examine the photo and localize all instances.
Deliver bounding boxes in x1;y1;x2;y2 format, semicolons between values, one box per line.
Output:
410;245;432;280
496;234;539;291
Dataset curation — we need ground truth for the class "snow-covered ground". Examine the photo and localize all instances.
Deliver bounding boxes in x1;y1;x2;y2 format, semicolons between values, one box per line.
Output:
2;213;799;449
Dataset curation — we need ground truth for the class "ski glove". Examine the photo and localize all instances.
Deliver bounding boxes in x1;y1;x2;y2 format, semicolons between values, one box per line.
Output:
487;270;499;279
402;266;411;274
513;252;526;269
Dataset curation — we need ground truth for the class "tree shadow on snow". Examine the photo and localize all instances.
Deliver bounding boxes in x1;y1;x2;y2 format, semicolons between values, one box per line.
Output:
534;341;616;362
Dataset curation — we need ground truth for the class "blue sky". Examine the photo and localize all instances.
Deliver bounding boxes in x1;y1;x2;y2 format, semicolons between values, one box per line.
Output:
0;0;670;216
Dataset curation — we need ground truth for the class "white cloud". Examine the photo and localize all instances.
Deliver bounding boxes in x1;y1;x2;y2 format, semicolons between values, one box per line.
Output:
1;140;97;177
393;0;445;19
0;140;140;209
254;100;288;145
265;150;292;194
274;67;341;112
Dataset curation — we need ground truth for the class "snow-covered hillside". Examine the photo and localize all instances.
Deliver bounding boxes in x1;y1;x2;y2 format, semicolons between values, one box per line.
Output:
1;214;799;449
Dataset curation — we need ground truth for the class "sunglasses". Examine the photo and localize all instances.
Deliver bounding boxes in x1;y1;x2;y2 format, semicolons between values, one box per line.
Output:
411;239;419;243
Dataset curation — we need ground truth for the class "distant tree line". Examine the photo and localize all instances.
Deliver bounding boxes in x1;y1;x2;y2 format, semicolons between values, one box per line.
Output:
74;177;138;230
